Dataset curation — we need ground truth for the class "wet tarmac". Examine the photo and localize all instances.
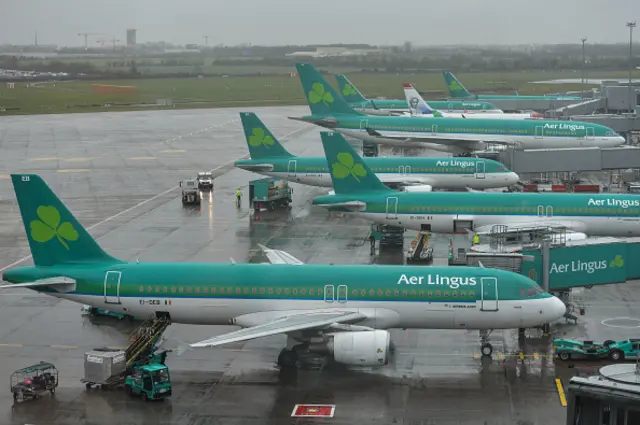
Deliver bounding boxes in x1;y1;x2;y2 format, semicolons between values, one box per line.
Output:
0;106;638;424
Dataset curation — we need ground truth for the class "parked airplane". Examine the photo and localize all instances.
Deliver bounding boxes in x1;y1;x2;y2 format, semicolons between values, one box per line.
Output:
312;131;640;238
234;112;519;192
0;174;565;365
403;83;543;120
290;63;625;155
335;73;503;115
443;71;583;101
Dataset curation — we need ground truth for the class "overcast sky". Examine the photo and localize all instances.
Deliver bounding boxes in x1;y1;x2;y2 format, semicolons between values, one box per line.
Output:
0;0;638;47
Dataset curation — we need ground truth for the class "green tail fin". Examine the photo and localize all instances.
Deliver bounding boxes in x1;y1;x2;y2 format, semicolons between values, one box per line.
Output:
295;63;363;116
335;74;367;103
240;112;293;159
11;174;122;266
319;132;390;194
443;71;473;98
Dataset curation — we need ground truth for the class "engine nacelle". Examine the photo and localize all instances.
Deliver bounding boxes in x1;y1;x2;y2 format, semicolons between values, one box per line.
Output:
309;330;391;367
400;184;432;193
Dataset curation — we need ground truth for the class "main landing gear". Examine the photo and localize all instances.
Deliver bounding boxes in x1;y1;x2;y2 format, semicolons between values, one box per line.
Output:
480;329;494;356
277;348;299;369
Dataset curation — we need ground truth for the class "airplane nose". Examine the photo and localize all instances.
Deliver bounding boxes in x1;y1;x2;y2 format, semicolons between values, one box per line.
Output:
547;296;566;322
507;172;519;184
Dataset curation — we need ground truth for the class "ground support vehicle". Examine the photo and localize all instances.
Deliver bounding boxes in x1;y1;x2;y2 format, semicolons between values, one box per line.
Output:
406;232;433;263
197;172;213;190
10;362;59;402
362;141;379;157
124;363;172;401
81;305;132;320
249;177;292;212
370;224;405;248
180;179;201;205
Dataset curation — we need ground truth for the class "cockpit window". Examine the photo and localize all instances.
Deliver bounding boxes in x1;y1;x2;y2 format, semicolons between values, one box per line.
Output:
496;166;507;172
520;286;545;297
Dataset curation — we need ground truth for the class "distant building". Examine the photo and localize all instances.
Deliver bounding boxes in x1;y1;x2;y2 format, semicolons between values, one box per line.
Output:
126;29;137;46
286;46;384;58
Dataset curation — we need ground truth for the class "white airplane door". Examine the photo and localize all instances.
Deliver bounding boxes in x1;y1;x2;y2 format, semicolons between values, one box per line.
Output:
480;277;498;311
475;161;486;179
535;126;543;139
287;160;297;177
386;197;398;219
104;271;122;304
586;127;595;140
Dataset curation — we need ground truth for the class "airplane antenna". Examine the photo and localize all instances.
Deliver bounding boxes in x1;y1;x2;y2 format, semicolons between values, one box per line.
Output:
136;258;139;264
478;261;485;268
230;258;236;264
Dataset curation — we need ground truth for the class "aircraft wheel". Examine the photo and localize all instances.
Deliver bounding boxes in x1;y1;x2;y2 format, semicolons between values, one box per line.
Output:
558;352;571;361
610;350;624;362
277;348;299;368
481;343;493;357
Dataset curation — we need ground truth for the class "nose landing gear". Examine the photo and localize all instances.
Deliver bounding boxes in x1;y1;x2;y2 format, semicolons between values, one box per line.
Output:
480;329;494;356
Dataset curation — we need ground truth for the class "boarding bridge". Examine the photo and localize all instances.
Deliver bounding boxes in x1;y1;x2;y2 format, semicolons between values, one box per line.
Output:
546;98;604;118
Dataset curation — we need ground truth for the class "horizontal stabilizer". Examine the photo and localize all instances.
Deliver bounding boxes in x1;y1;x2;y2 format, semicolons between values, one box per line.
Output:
236;163;274;172
0;276;77;292
190;311;366;348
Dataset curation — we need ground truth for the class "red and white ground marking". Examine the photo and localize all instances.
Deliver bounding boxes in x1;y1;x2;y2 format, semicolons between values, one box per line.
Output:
291;404;336;418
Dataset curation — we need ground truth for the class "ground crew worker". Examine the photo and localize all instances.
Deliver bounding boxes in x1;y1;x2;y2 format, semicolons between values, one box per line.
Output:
236;188;241;207
370;235;376;255
472;234;480;245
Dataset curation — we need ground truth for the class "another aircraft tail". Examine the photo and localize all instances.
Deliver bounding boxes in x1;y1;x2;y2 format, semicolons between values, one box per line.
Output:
335;74;368;103
403;83;443;117
10;174;123;267
240;112;293;159
319;132;391;194
443;71;473;98
295;63;363;116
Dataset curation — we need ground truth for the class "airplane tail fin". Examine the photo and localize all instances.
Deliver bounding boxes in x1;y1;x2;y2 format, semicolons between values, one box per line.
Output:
10;174;123;267
319;132;390;194
240;112;293;159
335;74;368;103
295;63;363;116
443;71;473;98
403;83;442;117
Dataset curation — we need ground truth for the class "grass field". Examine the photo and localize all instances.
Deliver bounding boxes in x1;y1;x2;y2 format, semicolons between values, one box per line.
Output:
0;69;637;116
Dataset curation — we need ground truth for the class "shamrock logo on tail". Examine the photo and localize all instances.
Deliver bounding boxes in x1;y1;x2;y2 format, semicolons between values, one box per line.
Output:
30;205;79;250
332;152;367;182
308;82;334;106
248;128;274;149
610;255;624;268
343;84;356;96
449;80;464;93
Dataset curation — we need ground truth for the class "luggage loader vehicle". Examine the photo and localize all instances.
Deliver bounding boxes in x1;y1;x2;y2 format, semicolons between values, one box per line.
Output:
554;338;640;361
180;179;201;205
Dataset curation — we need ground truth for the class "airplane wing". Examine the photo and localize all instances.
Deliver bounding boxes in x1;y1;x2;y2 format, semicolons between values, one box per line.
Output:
258;244;304;265
379;175;433;186
318;201;367;211
235;163;274;172
0;277;76;291
190;311;367;348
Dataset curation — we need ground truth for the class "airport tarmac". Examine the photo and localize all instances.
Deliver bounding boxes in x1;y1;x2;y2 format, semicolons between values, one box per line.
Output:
0;106;639;424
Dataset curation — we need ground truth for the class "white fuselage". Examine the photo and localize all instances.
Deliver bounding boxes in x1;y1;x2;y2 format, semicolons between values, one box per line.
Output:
55;291;563;330
340;128;625;151
348;211;640;237
250;170;517;190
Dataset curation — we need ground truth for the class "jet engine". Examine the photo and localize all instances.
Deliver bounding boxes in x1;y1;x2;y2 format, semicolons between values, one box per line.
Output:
308;330;391;367
400;184;433;193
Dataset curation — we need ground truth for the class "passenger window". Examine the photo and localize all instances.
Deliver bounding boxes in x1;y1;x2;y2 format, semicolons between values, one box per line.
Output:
235;288;241;294
369;290;375;296
163;287;168;293
147;286;152;293
155;287;160;293
210;287;215;294
402;290;407;297
292;288;298;295
300;288;306;295
452;291;458;297
361;289;366;296
276;288;281;294
394;290;399;297
419;291;424;297
444;292;450;297
469;291;475;297
178;287;184;293
260;288;265;294
460;291;466;297
284;288;290;295
187;287;192;293
139;286;144;293
268;288;273;294
195;287;200;294
308;288;314;295
352;289;358;296
386;290;391;296
242;288;248;294
378;290;383;296
203;287;208;293
171;287;176;293
411;290;416;297
436;291;441;297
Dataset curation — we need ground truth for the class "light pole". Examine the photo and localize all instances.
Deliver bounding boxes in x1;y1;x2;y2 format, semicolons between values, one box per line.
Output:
581;37;587;84
626;21;636;113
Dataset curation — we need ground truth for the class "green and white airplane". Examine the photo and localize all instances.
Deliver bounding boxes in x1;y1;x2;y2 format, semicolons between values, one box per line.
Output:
290;63;625;155
336;73;503;115
312;131;640;238
443;71;583;101
234;112;519;192
0;174;565;363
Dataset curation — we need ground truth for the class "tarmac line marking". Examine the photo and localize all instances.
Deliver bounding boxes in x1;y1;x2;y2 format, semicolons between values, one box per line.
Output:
28;157;58;162
127;156;157;160
51;345;78;349
56;169;91;173
555;378;568;407
0;343;22;347
0;174;9;179
0;125;311;273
